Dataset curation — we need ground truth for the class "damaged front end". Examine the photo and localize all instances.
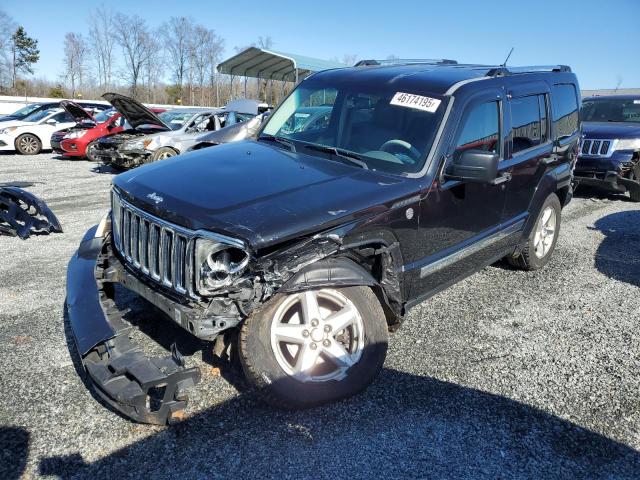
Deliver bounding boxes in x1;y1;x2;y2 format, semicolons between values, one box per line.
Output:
0;185;62;239
67;192;405;424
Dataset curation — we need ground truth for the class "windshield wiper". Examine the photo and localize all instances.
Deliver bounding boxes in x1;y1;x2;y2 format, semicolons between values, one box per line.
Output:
258;134;296;152
302;144;369;169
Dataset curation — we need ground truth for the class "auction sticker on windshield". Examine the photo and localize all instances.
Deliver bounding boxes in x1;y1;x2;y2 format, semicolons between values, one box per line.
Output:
390;92;441;113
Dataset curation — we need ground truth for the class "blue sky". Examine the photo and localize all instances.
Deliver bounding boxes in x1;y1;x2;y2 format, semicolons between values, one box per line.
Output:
3;0;639;89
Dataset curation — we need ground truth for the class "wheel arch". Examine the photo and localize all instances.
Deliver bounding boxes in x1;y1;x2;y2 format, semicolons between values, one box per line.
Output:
279;242;405;329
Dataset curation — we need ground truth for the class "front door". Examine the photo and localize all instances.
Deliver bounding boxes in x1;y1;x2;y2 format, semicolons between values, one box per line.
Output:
408;90;511;298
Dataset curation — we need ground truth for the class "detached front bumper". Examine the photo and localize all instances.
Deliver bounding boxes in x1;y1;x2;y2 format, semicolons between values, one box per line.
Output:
66;226;201;424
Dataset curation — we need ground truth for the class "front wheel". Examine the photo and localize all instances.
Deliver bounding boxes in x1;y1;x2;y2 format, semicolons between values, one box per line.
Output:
15;134;41;155
239;286;388;409
508;193;561;270
151;147;178;161
85;141;99;162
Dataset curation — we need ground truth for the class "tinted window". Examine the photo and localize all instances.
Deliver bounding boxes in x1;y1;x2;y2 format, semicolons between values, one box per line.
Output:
581;98;640;123
454;101;500;159
551;84;579;139
510;95;547;154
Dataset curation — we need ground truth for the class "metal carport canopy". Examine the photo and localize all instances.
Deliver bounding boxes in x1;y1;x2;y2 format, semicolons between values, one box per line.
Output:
217;47;346;82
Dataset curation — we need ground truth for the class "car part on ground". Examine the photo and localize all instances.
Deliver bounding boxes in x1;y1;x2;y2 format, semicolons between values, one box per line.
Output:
67;61;580;423
574;95;640;201
0;185;62;239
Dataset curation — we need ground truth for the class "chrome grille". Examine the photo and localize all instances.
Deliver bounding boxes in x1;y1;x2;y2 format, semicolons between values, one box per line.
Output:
111;190;193;295
580;138;614;158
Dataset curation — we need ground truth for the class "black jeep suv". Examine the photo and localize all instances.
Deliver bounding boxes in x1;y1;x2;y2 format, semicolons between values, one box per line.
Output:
574;95;640;201
67;61;580;424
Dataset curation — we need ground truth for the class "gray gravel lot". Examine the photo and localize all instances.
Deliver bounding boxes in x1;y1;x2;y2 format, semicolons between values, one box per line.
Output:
0;153;639;479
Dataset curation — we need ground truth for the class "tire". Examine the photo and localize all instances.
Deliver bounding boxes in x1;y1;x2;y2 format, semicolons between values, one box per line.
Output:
239;286;388;409
628;166;640;202
151;147;178;161
15;134;42;155
85;141;99;162
508;193;561;271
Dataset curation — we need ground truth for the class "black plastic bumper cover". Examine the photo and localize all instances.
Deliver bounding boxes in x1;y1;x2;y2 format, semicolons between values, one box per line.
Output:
66;226;201;424
0;186;63;239
575;170;640;196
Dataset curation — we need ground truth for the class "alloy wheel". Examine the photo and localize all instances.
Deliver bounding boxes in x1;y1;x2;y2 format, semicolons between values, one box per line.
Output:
269;289;365;383
19;136;38;154
533;206;556;258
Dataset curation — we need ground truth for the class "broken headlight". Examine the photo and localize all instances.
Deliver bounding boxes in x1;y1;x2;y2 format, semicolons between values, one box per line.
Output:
123;138;153;150
195;238;250;295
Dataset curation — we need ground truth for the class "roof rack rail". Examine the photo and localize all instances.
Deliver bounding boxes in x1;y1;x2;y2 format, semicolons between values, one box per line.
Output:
354;58;458;67
486;65;572;77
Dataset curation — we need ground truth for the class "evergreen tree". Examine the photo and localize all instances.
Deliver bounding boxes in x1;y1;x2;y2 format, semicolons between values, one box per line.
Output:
11;26;39;88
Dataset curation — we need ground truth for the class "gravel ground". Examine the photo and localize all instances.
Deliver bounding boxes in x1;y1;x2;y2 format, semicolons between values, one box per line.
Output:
0;153;639;479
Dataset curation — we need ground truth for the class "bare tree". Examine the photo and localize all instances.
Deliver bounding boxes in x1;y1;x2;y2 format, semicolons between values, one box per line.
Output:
114;14;153;98
0;9;16;88
88;6;116;89
206;32;225;106
341;54;358;66
257;36;273;102
162;16;193;103
63;32;88;97
142;31;163;103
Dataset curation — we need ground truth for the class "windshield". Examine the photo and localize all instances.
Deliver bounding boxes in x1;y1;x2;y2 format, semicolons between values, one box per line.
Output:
581;98;640;123
261;78;447;174
94;108;117;124
159;110;195;130
23;108;59;123
10;103;44;118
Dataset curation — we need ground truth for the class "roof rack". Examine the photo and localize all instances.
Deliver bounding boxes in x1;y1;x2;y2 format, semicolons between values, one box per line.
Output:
354;58;458;67
486;65;571;77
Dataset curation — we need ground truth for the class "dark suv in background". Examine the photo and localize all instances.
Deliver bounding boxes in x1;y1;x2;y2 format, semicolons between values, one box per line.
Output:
574;95;640;201
67;60;580;424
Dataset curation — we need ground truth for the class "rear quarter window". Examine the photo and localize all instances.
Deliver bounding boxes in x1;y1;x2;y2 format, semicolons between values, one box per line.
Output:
551;84;579;139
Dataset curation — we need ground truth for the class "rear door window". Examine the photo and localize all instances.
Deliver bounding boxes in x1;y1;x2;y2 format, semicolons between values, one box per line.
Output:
551;84;579;139
510;94;548;154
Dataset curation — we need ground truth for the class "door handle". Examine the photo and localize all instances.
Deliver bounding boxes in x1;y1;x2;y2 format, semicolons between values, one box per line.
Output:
491;172;512;185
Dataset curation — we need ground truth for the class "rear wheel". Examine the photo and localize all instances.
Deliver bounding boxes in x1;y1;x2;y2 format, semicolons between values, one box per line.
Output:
508;193;561;270
239;286;388;409
151;147;178;161
15;134;41;155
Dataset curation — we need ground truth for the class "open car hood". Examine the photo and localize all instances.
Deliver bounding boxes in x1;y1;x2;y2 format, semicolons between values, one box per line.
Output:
102;93;170;131
60;101;95;123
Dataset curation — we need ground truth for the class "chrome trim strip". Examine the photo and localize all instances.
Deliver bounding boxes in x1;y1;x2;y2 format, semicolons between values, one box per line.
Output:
579;138;617;159
444;76;490;96
419;219;525;278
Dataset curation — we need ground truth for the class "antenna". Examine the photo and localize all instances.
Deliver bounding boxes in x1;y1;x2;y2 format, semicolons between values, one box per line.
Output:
502;47;514;67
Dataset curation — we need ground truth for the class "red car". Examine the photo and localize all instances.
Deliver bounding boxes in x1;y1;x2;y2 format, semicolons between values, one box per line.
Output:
52;101;165;161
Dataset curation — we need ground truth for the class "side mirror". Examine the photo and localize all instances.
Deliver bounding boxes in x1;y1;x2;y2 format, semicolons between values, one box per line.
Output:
45;119;57;125
445;149;499;183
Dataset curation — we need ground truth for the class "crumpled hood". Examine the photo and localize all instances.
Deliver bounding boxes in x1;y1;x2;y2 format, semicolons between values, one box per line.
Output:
113;141;412;248
582;122;640;139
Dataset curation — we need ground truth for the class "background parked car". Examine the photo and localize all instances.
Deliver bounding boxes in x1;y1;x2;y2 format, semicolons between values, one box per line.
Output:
574;95;640;201
0;108;77;154
0;101;109;123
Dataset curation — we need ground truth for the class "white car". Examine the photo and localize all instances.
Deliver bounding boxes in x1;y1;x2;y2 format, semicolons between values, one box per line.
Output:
0;108;77;154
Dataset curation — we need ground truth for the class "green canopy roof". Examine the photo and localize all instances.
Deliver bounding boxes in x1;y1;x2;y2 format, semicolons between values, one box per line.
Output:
217;47;346;82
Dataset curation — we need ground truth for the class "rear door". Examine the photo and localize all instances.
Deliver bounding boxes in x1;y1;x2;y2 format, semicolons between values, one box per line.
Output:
501;83;553;224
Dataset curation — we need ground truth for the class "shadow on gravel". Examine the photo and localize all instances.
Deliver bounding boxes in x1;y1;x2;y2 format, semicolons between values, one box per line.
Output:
592;209;640;288
41;306;640;479
0;426;29;479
